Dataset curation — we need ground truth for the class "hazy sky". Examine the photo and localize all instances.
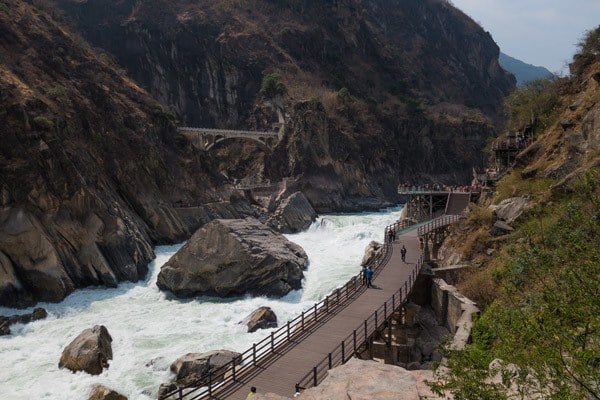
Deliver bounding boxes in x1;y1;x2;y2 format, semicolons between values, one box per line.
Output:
450;0;600;73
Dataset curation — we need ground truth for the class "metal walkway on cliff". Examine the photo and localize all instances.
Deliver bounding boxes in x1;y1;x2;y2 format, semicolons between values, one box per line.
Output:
178;127;282;150
160;216;461;400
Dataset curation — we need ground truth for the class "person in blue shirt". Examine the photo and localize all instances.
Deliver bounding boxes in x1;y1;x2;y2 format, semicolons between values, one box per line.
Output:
366;266;373;288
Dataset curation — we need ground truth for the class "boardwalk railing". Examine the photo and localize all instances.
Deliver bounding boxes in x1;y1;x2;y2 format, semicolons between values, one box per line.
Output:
159;220;411;400
294;214;462;393
417;214;461;237
294;253;425;392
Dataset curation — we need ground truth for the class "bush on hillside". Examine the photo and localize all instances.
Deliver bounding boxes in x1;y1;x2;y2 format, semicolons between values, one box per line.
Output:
504;79;559;132
260;71;286;99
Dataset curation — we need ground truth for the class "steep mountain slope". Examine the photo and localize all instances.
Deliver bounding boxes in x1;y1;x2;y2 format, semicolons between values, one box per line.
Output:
499;52;554;86
431;28;600;399
0;0;246;307
56;0;515;209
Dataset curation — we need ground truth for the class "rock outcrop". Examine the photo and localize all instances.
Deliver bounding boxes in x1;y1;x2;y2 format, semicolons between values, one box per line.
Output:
59;325;113;375
267;192;316;233
169;350;241;386
157;218;308;298
489;197;528;224
491;220;514;236
361;241;383;266
88;385;127;400
0;307;47;336
261;358;444;400
242;307;278;333
0;0;259;307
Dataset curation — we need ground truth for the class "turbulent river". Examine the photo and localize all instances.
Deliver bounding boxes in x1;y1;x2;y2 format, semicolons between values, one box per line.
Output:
0;208;402;399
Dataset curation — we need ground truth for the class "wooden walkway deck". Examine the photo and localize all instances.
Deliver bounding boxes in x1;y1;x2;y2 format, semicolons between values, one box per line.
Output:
222;228;422;399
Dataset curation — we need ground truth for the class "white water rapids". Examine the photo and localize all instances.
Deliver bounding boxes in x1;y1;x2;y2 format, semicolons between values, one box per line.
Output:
0;208;401;399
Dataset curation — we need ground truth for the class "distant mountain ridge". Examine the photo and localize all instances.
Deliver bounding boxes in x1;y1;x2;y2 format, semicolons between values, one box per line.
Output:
499;52;554;85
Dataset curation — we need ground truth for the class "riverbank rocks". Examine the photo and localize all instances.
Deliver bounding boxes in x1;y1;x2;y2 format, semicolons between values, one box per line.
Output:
242;306;278;332
157;218;308;298
170;350;241;386
267;192;317;233
59;325;113;375
361;241;383;265
88;385;127;400
489;197;528;224
0;307;47;336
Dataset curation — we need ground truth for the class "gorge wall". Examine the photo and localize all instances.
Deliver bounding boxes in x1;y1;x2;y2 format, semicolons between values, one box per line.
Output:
0;0;515;306
0;0;251;307
56;0;515;210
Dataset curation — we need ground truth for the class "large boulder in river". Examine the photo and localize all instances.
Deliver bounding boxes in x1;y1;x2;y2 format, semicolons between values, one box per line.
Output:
88;385;127;400
59;325;113;375
268;191;317;233
170;350;241;386
242;306;278;332
157;218;308;298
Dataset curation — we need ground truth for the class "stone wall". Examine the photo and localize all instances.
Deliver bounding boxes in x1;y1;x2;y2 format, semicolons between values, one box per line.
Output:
430;278;479;350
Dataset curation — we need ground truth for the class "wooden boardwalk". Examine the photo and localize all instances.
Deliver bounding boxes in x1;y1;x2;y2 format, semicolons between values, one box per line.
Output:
222;228;422;399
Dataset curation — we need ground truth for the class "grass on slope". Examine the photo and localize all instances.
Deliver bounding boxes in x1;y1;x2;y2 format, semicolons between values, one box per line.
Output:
432;169;600;399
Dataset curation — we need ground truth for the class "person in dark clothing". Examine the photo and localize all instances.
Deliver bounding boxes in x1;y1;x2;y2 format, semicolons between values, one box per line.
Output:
400;245;407;262
361;265;368;285
366;266;373;288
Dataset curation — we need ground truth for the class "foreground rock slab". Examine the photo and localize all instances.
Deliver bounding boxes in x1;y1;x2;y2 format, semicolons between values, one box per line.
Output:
253;358;444;399
59;325;113;375
242;306;278;332
157;218;308;298
88;384;127;400
170;350;241;386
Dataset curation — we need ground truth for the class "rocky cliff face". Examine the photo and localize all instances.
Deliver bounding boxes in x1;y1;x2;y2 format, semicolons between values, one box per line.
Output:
56;0;515;210
0;0;249;307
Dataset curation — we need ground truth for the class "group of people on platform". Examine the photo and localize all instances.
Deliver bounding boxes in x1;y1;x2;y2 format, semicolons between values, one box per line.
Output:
397;183;482;193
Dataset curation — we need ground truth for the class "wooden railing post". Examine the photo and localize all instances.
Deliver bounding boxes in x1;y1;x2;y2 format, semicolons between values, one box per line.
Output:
364;319;368;342
328;352;332;369
287;321;290;341
253;343;257;366
353;330;357;352
271;332;275;352
384;302;387;319
313;367;318;386
301;311;305;331
341;341;345;363
314;304;318;322
375;309;378;328
232;358;236;381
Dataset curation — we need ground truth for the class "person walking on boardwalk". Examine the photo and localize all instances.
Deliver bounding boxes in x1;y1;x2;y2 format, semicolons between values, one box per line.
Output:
366;266;373;288
361;264;368;285
247;387;257;398
400;245;407;262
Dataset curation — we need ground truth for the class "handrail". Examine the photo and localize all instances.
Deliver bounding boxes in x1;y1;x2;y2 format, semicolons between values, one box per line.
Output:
178;127;279;137
293;214;462;393
294;254;424;391
159;220;415;400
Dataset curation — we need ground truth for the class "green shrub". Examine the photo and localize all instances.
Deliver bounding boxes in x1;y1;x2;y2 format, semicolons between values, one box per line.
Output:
33;115;54;130
260;71;286;99
46;85;67;101
0;2;9;15
504;79;559;132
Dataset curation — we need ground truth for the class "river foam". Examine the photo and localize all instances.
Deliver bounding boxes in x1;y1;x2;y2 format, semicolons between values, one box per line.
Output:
0;208;401;399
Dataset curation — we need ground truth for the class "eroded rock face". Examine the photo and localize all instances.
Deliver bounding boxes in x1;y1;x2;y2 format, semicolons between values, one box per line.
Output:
242;306;278;333
59;325;113;375
267;192;317;233
157;218;308;298
169;350;241;386
88;385;127;400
